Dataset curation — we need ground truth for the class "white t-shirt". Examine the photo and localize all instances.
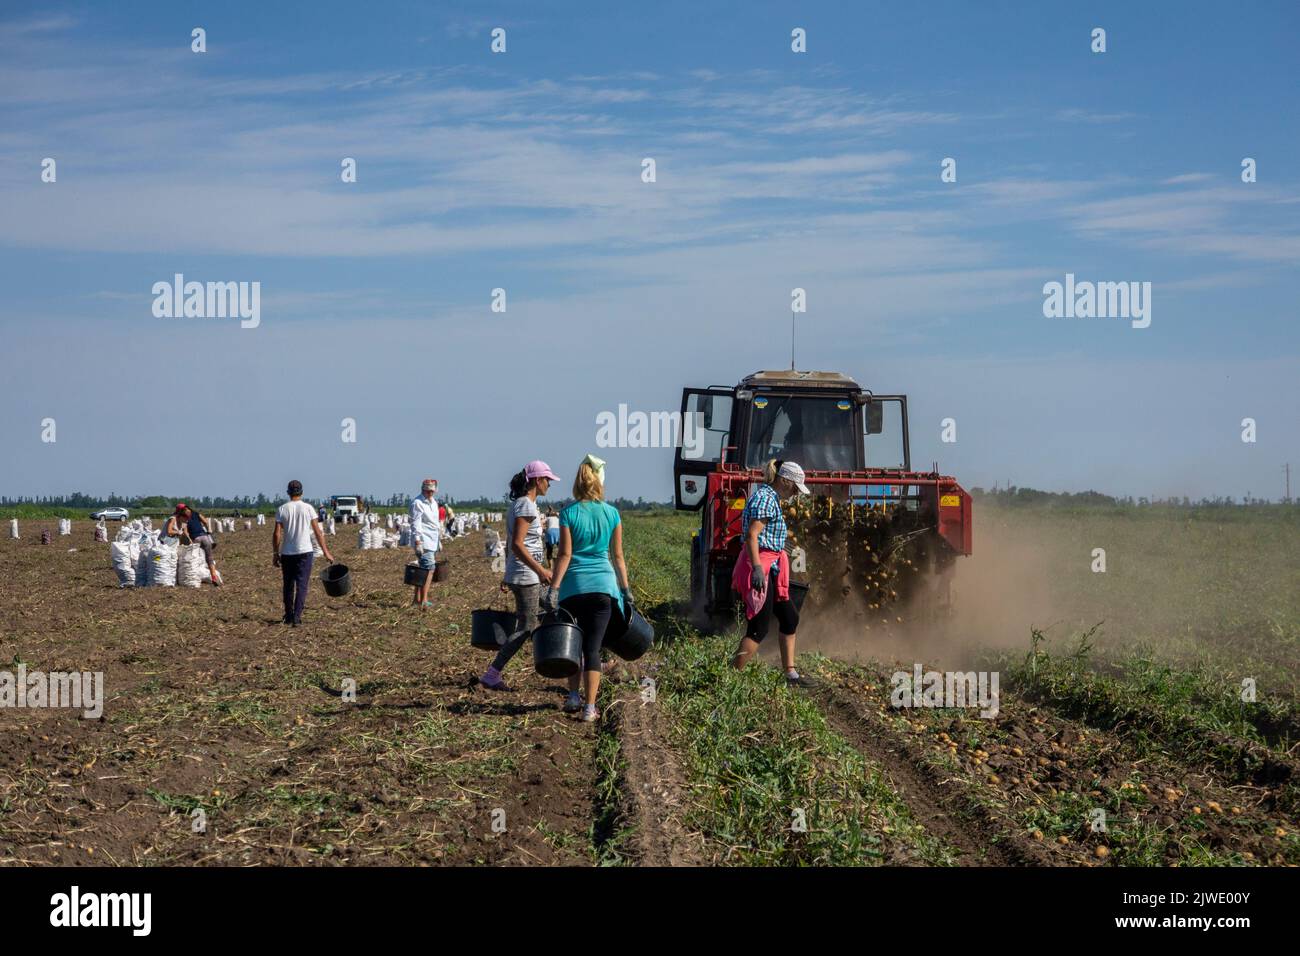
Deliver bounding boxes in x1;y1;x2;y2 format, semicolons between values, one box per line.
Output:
546;515;560;532
505;496;544;585
277;499;319;555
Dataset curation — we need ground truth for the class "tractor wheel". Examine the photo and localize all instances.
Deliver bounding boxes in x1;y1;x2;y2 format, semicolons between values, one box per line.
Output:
688;535;712;631
687;535;738;634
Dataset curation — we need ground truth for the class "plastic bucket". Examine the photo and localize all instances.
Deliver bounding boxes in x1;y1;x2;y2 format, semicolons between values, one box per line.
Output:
404;562;428;587
321;563;352;598
471;609;517;651
433;558;450;583
605;601;655;661
788;581;809;612
532;608;584;678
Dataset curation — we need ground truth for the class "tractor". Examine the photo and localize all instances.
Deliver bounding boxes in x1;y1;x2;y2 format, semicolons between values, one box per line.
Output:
673;370;972;631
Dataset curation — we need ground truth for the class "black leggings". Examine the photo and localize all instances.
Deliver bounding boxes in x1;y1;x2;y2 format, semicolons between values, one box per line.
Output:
745;583;799;643
560;593;612;674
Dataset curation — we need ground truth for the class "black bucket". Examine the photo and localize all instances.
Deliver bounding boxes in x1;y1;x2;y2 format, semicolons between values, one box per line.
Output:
605;599;654;661
532;608;584;678
471;609;517;651
789;581;809;612
404;562;428;586
321;564;351;598
433;558;450;583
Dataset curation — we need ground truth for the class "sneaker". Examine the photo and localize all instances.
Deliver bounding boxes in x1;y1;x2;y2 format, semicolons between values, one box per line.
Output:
562;691;582;713
479;673;512;692
785;670;814;688
581;704;600;723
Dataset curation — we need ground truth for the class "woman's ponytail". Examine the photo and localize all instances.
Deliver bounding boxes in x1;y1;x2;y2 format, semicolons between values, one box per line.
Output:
763;458;783;485
508;468;529;500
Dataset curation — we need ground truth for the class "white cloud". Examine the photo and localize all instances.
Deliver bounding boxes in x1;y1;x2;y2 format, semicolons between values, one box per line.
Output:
1055;108;1139;123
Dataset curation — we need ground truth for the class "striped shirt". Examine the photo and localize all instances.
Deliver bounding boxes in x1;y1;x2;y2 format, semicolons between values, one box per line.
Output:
742;483;786;553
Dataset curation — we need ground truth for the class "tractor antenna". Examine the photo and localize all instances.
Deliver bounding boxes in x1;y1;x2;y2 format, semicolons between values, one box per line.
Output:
791;312;796;370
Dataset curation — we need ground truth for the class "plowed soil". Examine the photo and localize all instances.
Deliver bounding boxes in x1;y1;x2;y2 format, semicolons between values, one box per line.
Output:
0;521;609;865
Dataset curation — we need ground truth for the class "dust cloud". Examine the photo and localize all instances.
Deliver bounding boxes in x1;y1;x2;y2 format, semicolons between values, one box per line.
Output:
780;515;1066;670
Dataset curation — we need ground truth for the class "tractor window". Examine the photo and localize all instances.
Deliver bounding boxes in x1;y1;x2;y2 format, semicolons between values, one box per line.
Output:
681;392;733;463
743;395;858;472
863;399;907;470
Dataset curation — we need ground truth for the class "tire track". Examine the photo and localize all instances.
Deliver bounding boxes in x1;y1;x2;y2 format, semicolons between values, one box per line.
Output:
802;678;1048;866
600;667;708;867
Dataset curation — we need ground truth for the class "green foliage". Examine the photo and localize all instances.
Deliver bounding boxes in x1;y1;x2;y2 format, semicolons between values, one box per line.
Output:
621;513;954;865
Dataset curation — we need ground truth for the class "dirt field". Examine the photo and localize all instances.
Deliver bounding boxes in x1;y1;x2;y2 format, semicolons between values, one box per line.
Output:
0;521;609;865
1;508;1297;867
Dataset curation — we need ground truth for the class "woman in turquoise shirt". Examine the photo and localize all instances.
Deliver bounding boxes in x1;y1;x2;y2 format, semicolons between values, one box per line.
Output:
549;454;630;722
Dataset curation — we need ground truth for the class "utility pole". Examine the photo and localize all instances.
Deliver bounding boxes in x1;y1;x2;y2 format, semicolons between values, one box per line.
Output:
1285;463;1292;503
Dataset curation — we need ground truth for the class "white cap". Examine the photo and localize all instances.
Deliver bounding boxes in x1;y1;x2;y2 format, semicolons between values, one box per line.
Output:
778;461;810;496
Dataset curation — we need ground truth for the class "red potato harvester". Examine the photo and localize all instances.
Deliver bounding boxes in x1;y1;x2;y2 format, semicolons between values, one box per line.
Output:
673;370;972;632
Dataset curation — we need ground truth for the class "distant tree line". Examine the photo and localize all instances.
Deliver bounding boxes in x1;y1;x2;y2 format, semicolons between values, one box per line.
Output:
971;486;1294;508
5;486;1289;512
0;492;279;510
0;492;674;513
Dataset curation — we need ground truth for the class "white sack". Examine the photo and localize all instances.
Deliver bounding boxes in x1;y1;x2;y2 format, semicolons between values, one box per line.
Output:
178;544;206;588
110;540;138;587
145;537;178;587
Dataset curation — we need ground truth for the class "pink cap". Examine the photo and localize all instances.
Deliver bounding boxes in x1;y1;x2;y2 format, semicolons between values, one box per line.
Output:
526;460;560;481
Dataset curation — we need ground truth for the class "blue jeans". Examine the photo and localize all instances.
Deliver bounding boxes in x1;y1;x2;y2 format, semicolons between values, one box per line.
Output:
417;548;437;571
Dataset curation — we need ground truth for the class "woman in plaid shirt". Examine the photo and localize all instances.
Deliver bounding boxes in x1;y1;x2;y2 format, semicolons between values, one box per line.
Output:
731;458;812;685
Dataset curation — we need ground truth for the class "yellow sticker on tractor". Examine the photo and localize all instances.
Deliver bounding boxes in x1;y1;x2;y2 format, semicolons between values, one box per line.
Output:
940;494;960;507
731;498;746;511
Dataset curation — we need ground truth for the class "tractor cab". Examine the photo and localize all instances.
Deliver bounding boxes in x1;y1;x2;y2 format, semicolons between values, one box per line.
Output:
674;370;911;510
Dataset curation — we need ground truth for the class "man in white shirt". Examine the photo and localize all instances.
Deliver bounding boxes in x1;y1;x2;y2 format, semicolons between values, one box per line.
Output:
409;478;440;609
272;479;335;626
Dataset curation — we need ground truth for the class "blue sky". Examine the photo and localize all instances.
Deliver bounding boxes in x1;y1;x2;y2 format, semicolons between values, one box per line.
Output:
1;1;1297;503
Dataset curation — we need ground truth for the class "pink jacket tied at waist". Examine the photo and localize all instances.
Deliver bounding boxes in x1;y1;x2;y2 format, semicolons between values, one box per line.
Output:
732;548;790;620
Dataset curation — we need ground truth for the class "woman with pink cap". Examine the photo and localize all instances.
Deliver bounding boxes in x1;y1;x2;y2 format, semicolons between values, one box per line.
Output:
479;460;559;690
